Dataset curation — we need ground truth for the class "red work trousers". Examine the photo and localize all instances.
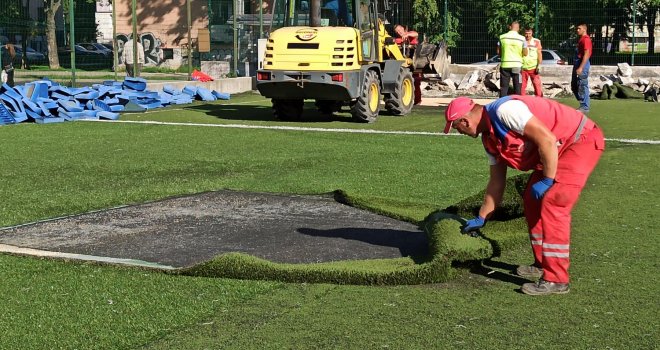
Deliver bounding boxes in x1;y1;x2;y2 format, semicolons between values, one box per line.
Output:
414;73;422;105
522;125;605;283
522;68;543;97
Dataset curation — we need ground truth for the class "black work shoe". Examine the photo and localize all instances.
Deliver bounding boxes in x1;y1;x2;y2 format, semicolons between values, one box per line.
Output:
521;279;570;296
516;265;543;279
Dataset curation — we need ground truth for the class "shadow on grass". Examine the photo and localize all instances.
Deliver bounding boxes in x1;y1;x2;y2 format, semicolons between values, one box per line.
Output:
481;259;532;286
297;227;429;260
184;102;359;123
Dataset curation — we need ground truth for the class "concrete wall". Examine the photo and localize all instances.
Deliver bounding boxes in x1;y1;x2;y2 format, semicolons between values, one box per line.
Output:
146;77;255;94
101;0;209;68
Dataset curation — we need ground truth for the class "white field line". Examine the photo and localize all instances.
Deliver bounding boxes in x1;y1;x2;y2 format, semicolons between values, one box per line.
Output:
0;243;176;270
80;119;452;136
79;119;660;144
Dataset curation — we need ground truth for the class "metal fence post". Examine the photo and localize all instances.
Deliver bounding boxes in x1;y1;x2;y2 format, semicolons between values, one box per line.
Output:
444;0;448;42
187;0;193;80
69;0;76;86
112;0;118;81
631;0;636;66
132;0;138;77
260;1;264;38
534;0;539;36
233;0;238;75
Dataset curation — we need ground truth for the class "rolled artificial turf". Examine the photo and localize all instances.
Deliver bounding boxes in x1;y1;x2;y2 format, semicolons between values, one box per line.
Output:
179;174;531;285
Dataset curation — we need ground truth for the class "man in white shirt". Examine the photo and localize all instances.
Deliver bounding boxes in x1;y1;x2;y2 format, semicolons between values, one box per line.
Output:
443;95;605;295
121;38;145;77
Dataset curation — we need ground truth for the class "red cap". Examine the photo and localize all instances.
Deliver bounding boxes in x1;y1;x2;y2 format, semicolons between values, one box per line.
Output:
443;97;475;133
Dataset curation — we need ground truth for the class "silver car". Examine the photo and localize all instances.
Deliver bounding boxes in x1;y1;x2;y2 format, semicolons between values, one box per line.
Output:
471;49;568;66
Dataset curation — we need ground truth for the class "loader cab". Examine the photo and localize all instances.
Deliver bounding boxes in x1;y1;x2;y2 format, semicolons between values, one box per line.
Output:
269;0;355;28
269;0;379;62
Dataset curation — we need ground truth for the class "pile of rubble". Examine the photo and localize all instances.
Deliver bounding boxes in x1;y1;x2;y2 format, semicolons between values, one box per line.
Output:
421;65;575;98
421;62;659;101
597;63;659;102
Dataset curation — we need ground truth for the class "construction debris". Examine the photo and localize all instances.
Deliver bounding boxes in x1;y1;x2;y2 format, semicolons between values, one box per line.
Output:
457;70;480;90
422;63;658;101
617;63;633;77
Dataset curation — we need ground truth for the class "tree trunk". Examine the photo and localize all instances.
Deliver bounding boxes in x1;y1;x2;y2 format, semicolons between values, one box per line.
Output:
45;0;61;69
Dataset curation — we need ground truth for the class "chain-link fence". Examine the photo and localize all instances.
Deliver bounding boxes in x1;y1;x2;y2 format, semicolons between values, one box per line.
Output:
0;0;657;86
420;0;660;66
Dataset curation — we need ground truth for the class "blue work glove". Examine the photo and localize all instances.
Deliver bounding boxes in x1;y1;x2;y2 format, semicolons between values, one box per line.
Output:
531;177;555;199
461;216;486;234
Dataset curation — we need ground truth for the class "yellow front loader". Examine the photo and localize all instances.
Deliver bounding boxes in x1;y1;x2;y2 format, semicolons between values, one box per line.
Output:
256;0;449;122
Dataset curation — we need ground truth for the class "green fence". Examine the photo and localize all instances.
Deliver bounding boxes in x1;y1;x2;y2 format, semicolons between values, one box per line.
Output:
0;0;657;86
423;0;660;66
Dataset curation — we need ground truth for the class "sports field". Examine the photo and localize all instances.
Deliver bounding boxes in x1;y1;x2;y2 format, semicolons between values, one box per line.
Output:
0;94;657;349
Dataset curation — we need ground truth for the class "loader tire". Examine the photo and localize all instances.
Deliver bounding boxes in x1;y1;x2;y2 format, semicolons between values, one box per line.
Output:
351;70;381;123
384;68;414;116
273;99;303;121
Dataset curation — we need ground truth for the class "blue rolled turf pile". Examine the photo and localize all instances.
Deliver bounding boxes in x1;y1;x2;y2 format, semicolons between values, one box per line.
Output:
0;77;231;125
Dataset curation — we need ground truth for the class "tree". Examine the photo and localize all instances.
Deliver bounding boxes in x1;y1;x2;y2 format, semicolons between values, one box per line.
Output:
45;0;63;69
411;0;460;47
639;0;659;54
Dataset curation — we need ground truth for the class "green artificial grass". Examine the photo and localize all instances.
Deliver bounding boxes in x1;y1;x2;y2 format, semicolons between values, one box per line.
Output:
123;93;660;139
0;98;657;349
0;255;280;349
144;144;660;350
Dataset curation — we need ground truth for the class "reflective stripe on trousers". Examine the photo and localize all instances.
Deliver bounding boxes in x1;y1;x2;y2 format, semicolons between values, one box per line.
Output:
523;126;605;283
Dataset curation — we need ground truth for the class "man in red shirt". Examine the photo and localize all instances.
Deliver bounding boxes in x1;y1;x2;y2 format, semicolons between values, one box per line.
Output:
394;25;422;105
572;23;592;113
443;95;605;295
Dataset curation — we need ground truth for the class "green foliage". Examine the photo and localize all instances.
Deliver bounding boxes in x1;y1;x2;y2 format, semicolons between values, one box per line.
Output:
411;0;460;47
486;0;537;36
412;0;439;39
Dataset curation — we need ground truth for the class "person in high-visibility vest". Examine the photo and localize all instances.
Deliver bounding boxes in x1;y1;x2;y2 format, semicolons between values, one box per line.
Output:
442;95;605;295
497;21;528;97
522;27;543;97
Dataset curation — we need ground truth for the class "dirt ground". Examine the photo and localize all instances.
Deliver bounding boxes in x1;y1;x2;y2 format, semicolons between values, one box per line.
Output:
0;191;428;268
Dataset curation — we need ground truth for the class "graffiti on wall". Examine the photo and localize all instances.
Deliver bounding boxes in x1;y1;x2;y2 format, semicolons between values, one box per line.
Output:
116;32;165;66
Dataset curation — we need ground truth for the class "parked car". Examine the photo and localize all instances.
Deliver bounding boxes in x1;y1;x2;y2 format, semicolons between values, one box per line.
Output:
11;45;47;65
79;42;113;58
57;45;112;69
540;49;568;65
471;49;568;66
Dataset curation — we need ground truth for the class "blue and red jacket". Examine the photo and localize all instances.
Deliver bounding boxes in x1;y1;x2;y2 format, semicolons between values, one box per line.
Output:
482;95;594;171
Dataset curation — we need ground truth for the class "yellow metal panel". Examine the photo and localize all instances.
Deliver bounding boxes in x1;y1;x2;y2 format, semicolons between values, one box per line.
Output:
265;27;362;71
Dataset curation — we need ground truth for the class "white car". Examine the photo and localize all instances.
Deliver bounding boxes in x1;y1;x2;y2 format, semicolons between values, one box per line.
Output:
471;49;569;66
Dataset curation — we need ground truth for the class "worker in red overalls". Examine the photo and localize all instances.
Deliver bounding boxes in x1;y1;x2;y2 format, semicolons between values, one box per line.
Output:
443;95;605;295
394;24;422;105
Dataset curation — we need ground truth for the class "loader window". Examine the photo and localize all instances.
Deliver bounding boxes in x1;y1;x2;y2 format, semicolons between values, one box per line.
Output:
271;0;355;29
321;0;354;26
357;0;376;61
276;0;311;27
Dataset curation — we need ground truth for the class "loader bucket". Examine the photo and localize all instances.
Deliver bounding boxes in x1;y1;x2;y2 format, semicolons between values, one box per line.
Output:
412;41;450;79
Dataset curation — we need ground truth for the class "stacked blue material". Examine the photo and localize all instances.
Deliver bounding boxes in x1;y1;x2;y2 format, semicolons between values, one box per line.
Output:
0;78;231;125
